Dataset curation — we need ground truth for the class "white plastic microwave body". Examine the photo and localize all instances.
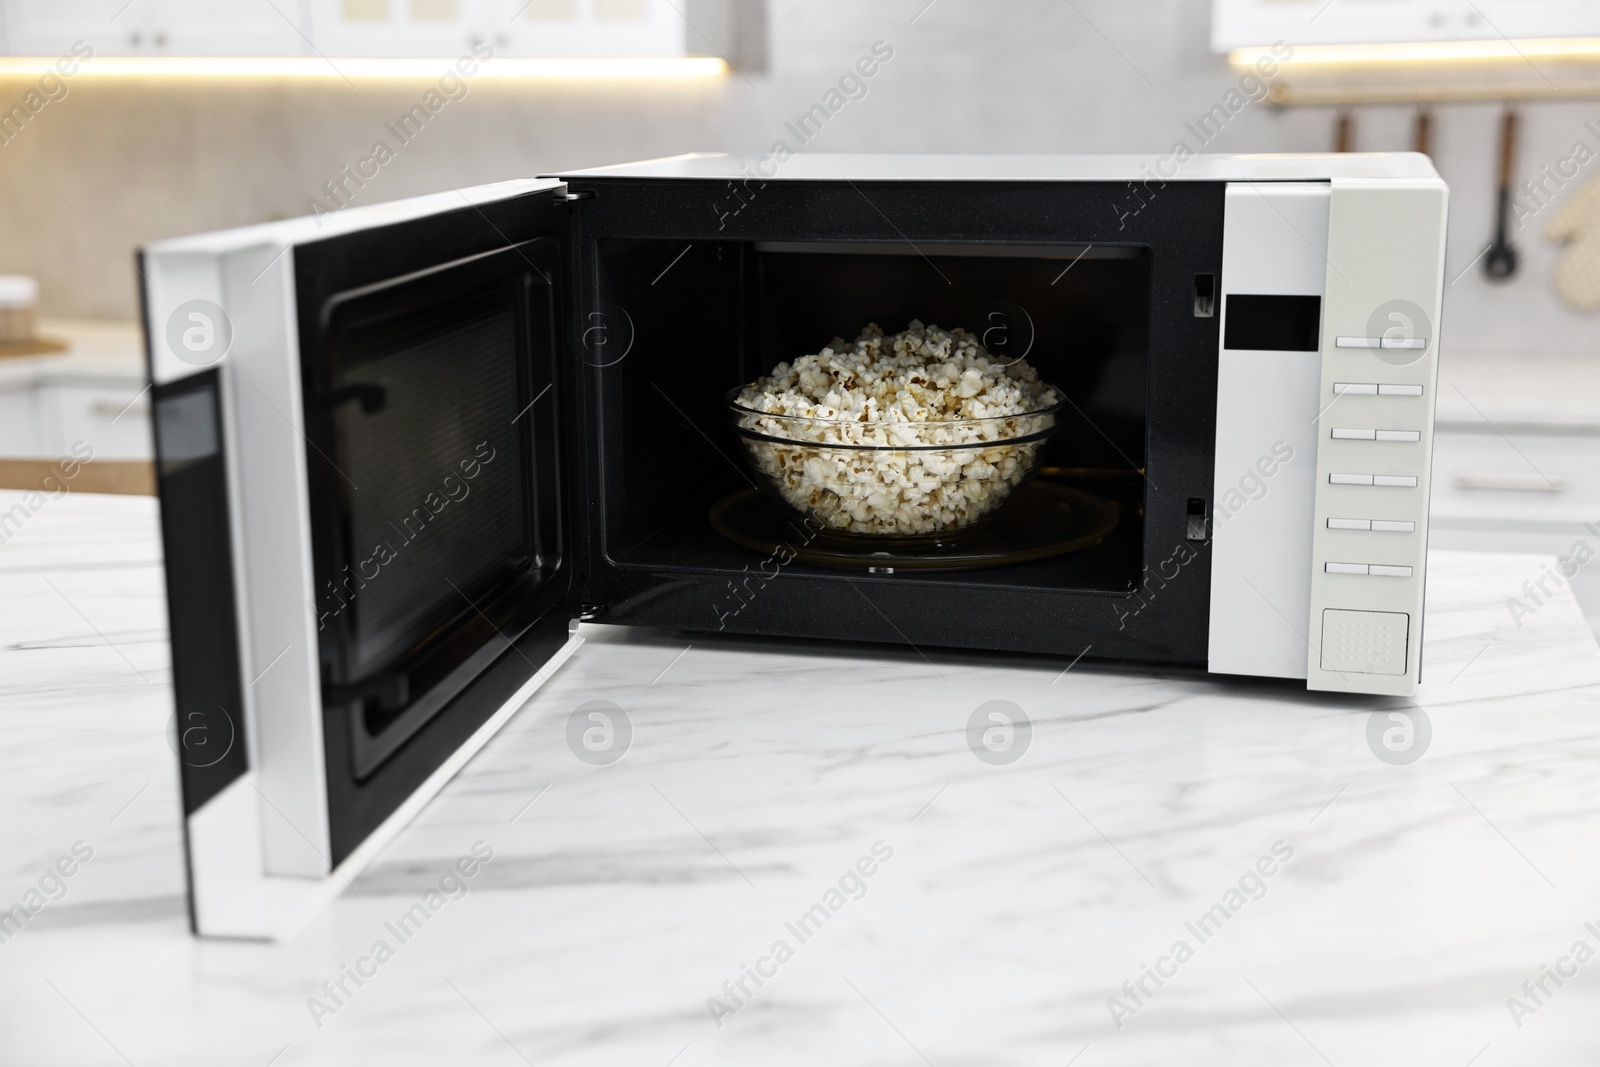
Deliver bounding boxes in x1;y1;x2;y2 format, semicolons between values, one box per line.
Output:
140;153;1446;938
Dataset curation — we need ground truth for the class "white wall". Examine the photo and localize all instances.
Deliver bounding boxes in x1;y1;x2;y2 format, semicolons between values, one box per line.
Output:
0;0;1597;357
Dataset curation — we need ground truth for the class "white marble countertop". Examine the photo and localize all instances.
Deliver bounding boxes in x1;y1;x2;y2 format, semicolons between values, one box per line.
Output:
5;489;1600;1067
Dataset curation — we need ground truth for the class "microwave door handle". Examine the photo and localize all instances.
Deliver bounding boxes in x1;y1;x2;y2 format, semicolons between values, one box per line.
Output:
312;381;389;415
323;671;410;712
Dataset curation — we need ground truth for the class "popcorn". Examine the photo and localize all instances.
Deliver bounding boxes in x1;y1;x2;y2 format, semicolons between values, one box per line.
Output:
733;322;1058;537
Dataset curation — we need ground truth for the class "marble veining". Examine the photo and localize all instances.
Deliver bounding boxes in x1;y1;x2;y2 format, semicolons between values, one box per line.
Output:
3;489;1600;1066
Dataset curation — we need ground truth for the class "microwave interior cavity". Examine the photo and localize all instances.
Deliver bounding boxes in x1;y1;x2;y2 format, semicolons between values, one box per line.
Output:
598;238;1154;596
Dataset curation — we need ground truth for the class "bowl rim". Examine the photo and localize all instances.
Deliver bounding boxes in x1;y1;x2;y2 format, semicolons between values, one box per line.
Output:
725;384;1064;452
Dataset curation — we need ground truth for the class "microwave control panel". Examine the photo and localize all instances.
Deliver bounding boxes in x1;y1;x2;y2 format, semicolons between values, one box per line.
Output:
1305;178;1447;695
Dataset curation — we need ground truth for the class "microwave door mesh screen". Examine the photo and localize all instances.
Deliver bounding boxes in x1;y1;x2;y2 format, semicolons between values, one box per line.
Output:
334;301;530;672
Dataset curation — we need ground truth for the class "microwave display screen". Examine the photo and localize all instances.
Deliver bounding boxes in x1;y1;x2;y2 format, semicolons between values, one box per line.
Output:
1223;293;1322;352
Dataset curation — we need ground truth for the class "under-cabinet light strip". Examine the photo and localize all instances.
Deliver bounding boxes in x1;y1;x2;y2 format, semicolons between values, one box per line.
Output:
0;55;727;79
1230;37;1600;67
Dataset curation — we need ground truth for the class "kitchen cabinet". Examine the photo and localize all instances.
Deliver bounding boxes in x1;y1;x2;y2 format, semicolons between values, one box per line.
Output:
0;0;733;58
1430;351;1600;638
2;0;307;56
0;383;43;457
1213;0;1600;52
44;380;151;460
0;323;151;463
305;0;495;58
152;0;308;56
1430;428;1600;529
304;0;688;58
1;0;129;55
490;0;689;58
0;376;151;461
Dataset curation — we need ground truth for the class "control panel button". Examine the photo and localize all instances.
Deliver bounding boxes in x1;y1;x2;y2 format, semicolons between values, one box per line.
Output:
1378;384;1424;396
1373;475;1418;487
1371;519;1416;533
1332;427;1377;440
1330;473;1375;485
1335;336;1381;349
1375;429;1422;442
1334;382;1378;395
1369;564;1414;578
1381;337;1429;350
1328;518;1372;530
1321;609;1409;676
1326;562;1370;575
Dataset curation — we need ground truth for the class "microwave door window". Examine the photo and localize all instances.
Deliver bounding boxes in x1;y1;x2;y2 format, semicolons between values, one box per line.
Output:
336;294;529;672
314;253;560;780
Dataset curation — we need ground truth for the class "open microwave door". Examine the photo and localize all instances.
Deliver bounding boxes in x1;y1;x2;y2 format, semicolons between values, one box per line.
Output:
140;179;582;939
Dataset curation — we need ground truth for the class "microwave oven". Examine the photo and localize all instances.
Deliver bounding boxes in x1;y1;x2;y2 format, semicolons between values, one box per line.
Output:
140;153;1447;937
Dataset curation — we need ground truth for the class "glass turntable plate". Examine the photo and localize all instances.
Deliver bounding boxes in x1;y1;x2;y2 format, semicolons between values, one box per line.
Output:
708;481;1121;572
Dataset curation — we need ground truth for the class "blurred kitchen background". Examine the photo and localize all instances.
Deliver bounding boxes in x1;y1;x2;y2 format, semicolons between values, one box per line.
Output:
2;0;1600;628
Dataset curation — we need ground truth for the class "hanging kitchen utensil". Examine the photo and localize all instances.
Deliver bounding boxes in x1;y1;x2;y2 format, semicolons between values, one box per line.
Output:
1334;109;1355;153
1412;107;1433;158
1484;106;1520;281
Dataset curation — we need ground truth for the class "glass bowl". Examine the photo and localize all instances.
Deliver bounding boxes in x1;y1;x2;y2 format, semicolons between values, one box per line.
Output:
726;386;1063;544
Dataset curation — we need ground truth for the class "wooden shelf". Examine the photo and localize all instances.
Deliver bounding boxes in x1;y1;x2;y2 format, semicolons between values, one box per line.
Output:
1267;80;1600;106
